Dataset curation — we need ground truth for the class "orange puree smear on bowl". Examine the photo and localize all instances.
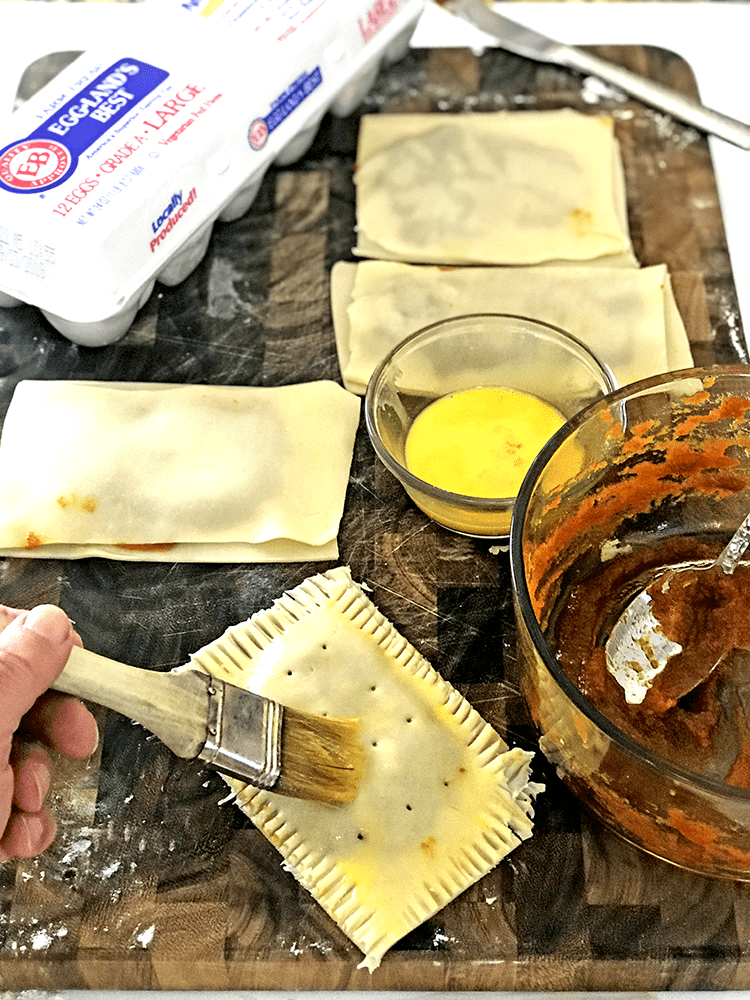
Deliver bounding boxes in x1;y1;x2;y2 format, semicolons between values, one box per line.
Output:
405;386;566;499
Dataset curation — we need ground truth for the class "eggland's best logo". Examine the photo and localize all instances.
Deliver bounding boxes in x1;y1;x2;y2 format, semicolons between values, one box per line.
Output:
0;139;71;190
248;118;268;151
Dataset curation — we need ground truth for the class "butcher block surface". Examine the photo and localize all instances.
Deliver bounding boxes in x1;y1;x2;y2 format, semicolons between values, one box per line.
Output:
0;43;747;992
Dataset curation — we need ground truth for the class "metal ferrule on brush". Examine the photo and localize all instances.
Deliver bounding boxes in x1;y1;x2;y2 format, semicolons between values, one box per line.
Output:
198;676;283;789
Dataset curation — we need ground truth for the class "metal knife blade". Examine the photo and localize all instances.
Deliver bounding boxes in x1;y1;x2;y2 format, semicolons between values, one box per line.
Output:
448;0;750;150
450;0;566;64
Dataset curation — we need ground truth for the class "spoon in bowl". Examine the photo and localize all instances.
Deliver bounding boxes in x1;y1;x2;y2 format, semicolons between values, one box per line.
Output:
605;510;750;709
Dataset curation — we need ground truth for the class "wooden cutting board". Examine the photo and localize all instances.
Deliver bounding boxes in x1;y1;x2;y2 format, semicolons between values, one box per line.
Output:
0;43;747;991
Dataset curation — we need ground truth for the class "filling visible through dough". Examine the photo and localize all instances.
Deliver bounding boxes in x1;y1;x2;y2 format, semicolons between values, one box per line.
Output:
354;109;635;266
331;260;692;395
0;380;360;562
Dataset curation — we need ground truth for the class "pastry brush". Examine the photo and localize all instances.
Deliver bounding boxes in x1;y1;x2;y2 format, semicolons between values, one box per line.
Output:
52;644;364;806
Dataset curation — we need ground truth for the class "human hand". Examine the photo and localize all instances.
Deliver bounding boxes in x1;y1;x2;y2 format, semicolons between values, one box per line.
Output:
0;605;99;861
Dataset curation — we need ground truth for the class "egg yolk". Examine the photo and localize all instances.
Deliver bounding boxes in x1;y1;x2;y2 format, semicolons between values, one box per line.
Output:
405;385;566;498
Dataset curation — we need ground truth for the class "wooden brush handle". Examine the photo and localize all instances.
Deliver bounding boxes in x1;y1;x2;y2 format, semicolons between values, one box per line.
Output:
52;645;210;759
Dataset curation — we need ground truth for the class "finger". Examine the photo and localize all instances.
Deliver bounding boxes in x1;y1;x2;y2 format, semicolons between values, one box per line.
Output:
22;692;99;760
0;606;18;632
0;763;13;850
0;605;77;747
9;742;52;813
0;808;56;861
0;604;84;649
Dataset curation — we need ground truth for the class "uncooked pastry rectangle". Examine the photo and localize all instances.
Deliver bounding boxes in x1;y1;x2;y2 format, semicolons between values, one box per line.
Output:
185;566;541;970
331;259;693;394
354;109;637;267
0;380;360;562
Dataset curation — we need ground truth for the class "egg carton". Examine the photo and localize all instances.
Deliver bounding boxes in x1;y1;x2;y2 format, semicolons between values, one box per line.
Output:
0;0;425;347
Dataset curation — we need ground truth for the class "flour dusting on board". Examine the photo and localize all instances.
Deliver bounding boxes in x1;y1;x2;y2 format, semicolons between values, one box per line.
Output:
2;918;69;955
643;106;702;149
717;290;749;362
581;75;626;104
134;923;156;949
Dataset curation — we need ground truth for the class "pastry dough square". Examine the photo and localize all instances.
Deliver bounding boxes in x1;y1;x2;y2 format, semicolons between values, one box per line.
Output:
0;380;360;562
331;260;693;395
354;109;636;266
186;567;540;971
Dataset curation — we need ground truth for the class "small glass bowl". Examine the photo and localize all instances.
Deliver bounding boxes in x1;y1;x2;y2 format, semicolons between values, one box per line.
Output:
510;365;750;880
364;313;617;540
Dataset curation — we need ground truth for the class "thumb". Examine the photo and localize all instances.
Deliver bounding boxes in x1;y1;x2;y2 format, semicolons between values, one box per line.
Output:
0;606;77;745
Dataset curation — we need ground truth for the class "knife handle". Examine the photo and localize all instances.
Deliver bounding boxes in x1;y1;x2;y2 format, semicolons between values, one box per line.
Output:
558;44;750;150
52;644;210;758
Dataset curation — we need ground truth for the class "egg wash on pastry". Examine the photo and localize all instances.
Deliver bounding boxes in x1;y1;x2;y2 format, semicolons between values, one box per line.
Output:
184;567;541;971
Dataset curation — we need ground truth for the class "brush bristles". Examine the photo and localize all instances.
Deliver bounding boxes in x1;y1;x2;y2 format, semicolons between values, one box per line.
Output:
275;706;365;806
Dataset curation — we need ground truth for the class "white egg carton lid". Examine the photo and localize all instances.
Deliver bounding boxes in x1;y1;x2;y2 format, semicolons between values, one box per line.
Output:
0;0;425;346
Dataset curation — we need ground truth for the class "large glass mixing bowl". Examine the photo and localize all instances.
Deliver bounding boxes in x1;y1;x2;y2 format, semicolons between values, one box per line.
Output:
510;366;750;879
